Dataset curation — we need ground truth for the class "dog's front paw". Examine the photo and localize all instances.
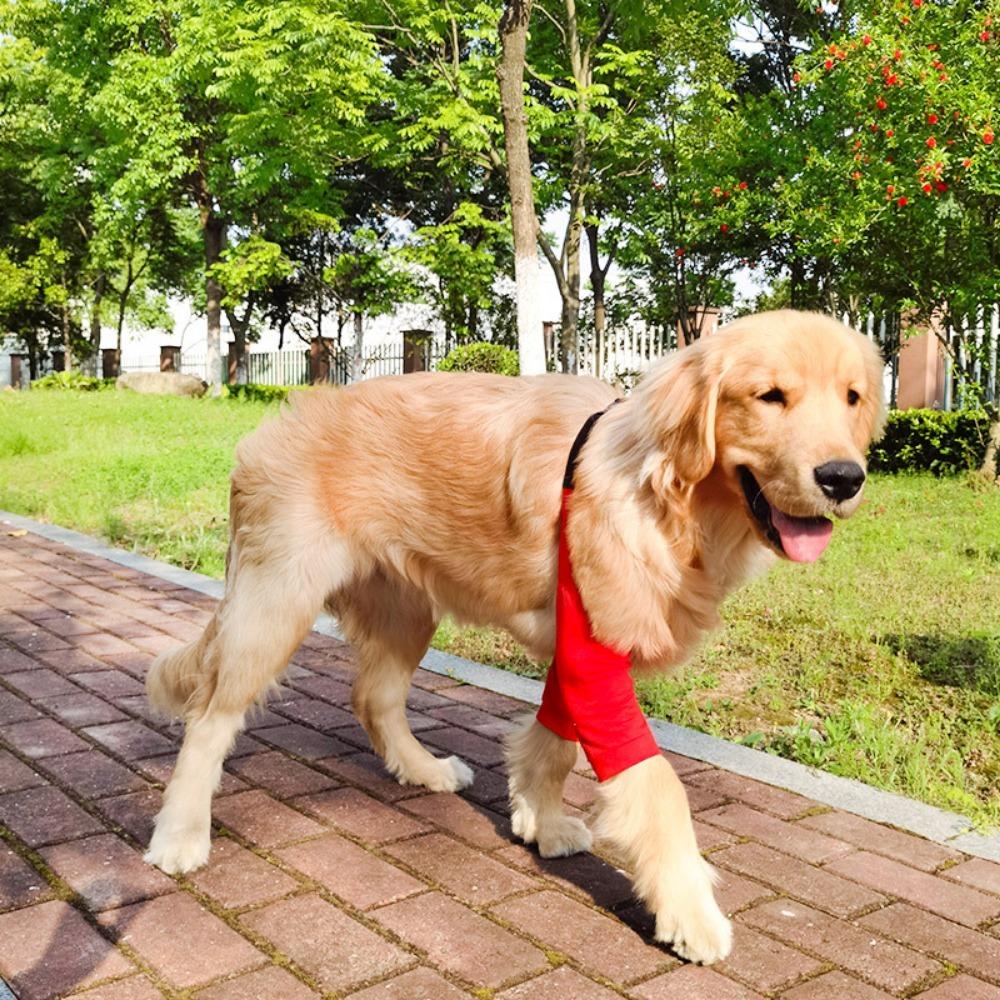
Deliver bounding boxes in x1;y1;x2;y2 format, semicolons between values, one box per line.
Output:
396;754;474;793
537;815;592;858
144;826;211;875
653;879;732;965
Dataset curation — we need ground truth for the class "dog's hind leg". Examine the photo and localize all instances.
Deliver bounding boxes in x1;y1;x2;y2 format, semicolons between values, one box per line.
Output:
336;571;473;792
145;524;354;874
506;718;592;857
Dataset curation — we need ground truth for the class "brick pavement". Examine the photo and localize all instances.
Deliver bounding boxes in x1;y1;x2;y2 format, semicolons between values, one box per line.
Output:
1;528;999;999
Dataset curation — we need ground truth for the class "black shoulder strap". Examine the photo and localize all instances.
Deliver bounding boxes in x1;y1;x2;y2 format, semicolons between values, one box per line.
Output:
563;398;623;490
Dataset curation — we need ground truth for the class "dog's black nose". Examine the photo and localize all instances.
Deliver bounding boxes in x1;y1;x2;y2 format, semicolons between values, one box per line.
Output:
814;461;865;502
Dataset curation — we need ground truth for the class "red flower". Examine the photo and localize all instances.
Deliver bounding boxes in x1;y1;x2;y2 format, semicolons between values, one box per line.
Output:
876;97;888;110
885;128;894;137
981;31;992;42
936;181;948;192
897;196;909;206
922;182;933;193
893;49;903;60
852;170;862;180
963;157;973;168
863;34;872;45
886;184;895;194
927;113;938;125
824;58;834;70
792;71;801;83
926;137;937;148
912;0;922;7
675;247;685;257
985;130;996;145
738;181;748;190
720;224;729;233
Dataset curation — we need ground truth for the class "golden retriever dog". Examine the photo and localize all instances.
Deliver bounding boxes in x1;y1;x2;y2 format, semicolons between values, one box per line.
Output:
144;309;884;964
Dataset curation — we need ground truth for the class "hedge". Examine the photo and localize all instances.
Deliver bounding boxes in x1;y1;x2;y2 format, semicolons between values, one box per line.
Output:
30;371;114;391
223;383;302;403
868;409;993;475
437;342;519;376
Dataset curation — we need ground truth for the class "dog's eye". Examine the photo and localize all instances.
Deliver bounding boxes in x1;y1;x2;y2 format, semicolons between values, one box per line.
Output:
758;388;786;405
847;389;860;406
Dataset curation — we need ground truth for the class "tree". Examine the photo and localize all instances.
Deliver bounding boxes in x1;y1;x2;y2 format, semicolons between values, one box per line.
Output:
498;0;547;373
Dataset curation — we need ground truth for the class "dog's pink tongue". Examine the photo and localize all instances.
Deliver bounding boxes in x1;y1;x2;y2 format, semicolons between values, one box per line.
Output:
771;509;833;563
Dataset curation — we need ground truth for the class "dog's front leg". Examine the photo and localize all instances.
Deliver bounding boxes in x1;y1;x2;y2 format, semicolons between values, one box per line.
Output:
594;754;731;964
506;718;593;857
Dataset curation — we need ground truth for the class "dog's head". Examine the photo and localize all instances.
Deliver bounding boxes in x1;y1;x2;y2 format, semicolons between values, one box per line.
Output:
635;309;886;562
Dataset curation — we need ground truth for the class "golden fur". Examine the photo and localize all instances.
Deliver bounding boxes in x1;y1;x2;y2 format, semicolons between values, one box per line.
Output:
144;309;885;965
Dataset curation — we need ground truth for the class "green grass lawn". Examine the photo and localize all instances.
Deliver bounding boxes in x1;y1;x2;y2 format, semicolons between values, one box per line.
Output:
3;389;999;828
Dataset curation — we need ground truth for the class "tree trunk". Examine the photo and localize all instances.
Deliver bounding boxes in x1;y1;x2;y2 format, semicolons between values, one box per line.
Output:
84;271;106;376
981;420;1000;482
586;222;606;379
351;310;364;382
203;212;225;391
498;0;546;376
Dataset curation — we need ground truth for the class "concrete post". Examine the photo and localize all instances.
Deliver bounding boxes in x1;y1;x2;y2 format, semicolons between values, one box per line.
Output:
159;345;181;372
897;319;946;409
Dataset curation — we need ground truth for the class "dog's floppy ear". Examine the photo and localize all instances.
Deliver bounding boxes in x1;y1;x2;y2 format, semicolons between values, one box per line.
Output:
634;343;723;496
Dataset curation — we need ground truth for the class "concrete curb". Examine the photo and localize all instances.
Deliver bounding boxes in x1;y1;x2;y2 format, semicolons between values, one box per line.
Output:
4;508;998;862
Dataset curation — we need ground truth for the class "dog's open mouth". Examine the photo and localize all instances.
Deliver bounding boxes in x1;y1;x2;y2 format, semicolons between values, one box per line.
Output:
738;467;832;563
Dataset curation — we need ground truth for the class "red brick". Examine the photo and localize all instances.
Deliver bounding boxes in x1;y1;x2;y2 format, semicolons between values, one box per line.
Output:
7;627;70;653
0;784;103;845
332;721;376;750
0;717;89;758
404;686;453;712
416;726;503;767
712;869;776;916
685;783;730;813
826;851;1000;928
717;923;822;992
74;670;145;699
463;765;510;806
694;818;737;852
438;685;529;717
44;750;148;799
0;844;53;909
3;668;79;698
293;787;429;843
99;893;263;989
741;899;941;992
429;704;516;740
315;752;420;802
188;838;299;909
701;803;853;864
781;971;894;999
411;667;462;691
64;976;164;1000
0;642;42;673
0;899;134;999
348;966;469;999
242;893;412;993
686;771;814;819
227;750;336;799
386;832;535;905
287;673;352;705
195;965;317;1000
277;833;423;909
270;696;354;730
942;858;1000;897
101;651;154;678
83;721;176;760
96;787;162;843
212;789;326;847
713;842;885;917
495;843;634;910
37;647;113;674
496;966;621;999
0;748;45;792
41;833;176;911
75;633;138;657
860;903;1000;984
493;890;670;984
914;975;1000;999
374;890;545;988
798;811;961;872
399;792;510;849
36;613;100;638
40;691;128;727
632;965;763;999
254;723;354;759
0;687;41;724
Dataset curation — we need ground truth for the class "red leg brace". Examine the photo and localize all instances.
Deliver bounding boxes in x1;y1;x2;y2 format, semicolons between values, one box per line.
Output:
536;489;660;782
